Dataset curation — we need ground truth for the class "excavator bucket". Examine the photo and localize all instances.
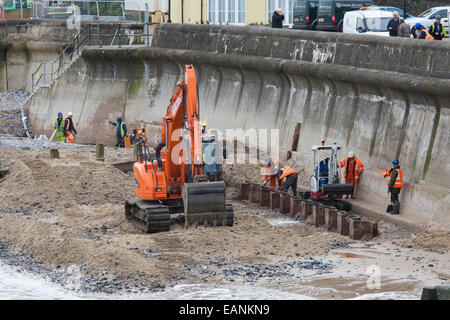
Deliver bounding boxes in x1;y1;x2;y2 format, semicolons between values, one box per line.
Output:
182;181;234;228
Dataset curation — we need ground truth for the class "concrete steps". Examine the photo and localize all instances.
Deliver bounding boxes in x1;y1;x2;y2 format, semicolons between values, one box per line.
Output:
31;52;82;96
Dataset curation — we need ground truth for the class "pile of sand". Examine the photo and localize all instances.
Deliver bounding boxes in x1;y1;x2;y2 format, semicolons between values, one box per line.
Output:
0;148;133;216
401;225;450;253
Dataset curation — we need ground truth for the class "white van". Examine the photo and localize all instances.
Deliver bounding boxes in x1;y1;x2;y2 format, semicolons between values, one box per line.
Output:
343;10;393;36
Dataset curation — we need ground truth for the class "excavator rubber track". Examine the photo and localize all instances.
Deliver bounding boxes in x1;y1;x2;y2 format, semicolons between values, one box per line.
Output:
182;181;234;228
125;198;171;233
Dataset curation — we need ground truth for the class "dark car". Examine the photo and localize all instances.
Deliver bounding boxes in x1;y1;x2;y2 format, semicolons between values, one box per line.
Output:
316;0;375;32
293;0;320;30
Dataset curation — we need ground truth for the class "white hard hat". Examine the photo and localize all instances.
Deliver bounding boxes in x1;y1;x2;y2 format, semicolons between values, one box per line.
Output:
68;112;73;116
348;151;355;157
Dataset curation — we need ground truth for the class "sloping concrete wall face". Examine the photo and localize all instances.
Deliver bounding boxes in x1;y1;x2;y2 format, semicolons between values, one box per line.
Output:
25;24;450;229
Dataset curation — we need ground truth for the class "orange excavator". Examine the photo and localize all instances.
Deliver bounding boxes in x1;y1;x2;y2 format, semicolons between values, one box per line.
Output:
125;65;233;233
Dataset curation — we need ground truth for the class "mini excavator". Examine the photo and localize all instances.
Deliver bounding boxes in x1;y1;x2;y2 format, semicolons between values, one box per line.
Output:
301;140;353;211
125;65;233;233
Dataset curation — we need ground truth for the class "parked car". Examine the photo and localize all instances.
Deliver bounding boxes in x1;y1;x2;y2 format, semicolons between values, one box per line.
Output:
406;6;449;29
343;10;392;36
362;6;415;18
293;0;320;30
316;0;375;32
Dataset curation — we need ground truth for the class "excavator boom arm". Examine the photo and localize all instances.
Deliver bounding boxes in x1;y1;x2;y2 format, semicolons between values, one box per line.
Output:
161;65;203;180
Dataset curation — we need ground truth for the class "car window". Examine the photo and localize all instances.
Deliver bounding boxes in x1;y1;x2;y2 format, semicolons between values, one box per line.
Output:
430;10;447;19
366;17;391;31
344;15;351;28
356;17;364;30
417;8;433;17
318;0;332;11
382;7;406;16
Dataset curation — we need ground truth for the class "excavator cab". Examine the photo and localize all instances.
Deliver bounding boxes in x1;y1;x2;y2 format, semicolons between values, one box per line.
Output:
125;65;233;233
202;134;223;182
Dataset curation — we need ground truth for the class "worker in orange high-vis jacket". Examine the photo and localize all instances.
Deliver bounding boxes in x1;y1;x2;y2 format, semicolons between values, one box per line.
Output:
63;112;77;143
263;157;278;189
381;159;403;215
339;151;364;199
276;163;298;196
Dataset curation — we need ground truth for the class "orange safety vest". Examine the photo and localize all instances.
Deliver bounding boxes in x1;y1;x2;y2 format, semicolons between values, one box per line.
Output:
279;166;297;180
388;168;403;188
264;160;279;187
339;156;364;183
65;131;74;143
423;29;435;40
65;120;75;143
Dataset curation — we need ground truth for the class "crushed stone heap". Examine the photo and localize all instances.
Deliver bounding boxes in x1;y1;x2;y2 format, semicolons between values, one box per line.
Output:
0;90;32;137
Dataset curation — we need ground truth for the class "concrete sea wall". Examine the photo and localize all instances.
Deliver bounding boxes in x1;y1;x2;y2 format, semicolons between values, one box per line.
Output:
24;24;450;230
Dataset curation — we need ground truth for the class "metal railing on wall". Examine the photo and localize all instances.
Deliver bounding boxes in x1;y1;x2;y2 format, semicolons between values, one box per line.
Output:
1;0;32;20
0;0;147;23
31;22;151;93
